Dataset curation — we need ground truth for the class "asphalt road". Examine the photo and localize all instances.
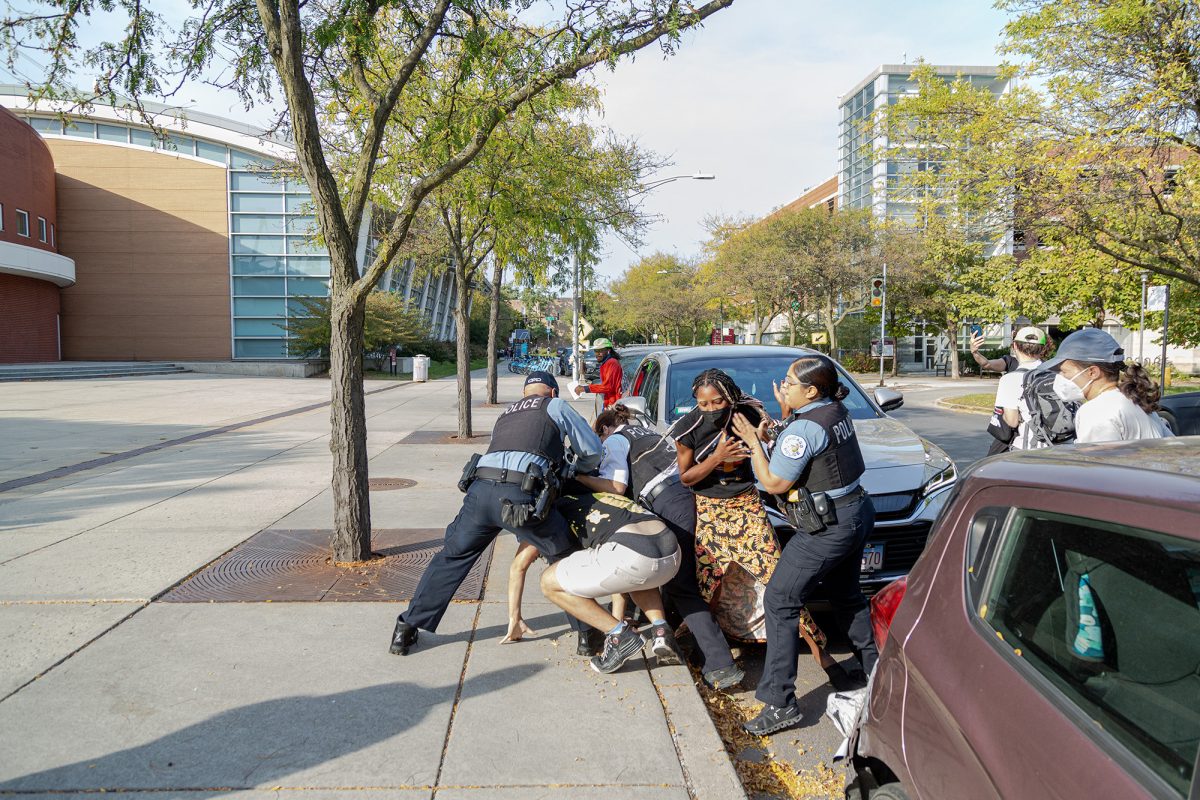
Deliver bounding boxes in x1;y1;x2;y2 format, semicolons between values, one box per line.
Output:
888;384;994;469
724;382;994;799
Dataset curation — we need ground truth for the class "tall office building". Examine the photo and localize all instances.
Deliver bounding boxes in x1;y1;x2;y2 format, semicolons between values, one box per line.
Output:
839;65;1009;222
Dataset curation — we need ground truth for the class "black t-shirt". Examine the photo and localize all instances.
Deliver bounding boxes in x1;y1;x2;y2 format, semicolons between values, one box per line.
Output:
674;405;762;499
555;492;676;559
1002;354;1019;373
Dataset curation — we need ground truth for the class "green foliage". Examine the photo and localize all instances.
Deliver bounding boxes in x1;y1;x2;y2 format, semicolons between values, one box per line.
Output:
285;292;427;358
606;253;711;344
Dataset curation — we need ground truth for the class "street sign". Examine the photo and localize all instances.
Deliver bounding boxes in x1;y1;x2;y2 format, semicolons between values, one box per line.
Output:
545;315;556;323
870;338;895;357
579;317;594;338
811;331;829;345
870;277;884;307
1148;285;1168;312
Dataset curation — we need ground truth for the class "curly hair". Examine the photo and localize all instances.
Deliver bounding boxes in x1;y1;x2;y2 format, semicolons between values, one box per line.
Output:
594;404;635;435
1077;360;1162;413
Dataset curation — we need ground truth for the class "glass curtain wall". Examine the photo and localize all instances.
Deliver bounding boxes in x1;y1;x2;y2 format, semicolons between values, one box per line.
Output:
228;152;325;358
22;115;328;359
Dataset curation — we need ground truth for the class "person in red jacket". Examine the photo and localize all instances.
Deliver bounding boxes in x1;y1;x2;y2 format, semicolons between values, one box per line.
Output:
581;337;623;408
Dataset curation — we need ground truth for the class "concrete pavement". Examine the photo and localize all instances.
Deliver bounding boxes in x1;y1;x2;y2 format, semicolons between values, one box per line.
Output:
0;370;742;799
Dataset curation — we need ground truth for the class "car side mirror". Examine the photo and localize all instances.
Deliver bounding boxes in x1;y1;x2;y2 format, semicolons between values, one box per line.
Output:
874;387;904;412
619;396;648;416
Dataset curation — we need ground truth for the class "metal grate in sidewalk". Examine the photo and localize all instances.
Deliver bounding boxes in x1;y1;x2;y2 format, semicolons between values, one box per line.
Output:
160;528;490;603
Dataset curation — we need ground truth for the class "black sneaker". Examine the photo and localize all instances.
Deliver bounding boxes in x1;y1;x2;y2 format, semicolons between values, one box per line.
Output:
742;703;802;736
649;623;683;666
576;628;603;657
590;626;646;674
389;618;418;655
702;664;745;690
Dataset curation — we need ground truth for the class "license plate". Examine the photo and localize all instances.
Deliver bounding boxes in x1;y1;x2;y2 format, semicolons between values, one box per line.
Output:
861;543;884;573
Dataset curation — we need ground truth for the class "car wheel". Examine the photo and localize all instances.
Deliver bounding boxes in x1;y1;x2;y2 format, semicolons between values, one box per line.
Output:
1159;408;1179;435
869;783;911;800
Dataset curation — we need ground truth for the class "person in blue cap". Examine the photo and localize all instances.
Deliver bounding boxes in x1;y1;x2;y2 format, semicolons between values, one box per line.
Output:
389;370;604;656
1042;328;1173;443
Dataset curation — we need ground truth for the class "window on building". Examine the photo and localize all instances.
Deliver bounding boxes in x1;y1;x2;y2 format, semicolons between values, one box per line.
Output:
978;510;1200;796
37;217;47;242
1164;168;1180;197
16;210;30;237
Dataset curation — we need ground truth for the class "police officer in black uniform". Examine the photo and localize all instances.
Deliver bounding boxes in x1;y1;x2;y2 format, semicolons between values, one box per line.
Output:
390;371;603;655
585;404;745;690
730;354;877;735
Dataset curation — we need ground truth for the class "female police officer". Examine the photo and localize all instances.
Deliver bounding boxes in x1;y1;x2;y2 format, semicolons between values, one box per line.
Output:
730;354;877;735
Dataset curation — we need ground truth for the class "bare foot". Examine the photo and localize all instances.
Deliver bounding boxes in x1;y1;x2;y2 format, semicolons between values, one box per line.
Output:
500;619;536;644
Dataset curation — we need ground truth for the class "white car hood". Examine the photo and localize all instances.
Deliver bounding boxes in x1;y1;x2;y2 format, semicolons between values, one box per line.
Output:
853;416;929;495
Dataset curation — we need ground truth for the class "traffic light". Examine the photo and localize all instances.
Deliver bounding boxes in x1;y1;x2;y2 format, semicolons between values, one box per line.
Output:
870;277;884;307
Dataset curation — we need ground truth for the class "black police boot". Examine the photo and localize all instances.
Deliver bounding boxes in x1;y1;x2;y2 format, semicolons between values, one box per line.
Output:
389;618;418;655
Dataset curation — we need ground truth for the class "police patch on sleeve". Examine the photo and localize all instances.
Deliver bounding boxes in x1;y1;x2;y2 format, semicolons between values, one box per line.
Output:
779;434;807;460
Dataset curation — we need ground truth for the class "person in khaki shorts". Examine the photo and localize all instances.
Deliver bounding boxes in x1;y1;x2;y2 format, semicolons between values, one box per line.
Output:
514;492;681;674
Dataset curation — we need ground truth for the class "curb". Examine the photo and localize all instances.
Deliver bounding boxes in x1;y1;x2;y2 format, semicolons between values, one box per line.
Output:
652;667;750;800
935;397;993;416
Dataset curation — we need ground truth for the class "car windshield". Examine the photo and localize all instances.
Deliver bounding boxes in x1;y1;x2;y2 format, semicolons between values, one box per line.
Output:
666;355;880;422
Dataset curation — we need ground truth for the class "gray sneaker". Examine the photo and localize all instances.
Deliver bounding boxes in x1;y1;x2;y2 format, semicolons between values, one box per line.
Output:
590;626;647;674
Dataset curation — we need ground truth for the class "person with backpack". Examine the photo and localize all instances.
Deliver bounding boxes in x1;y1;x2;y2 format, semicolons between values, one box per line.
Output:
986;326;1054;453
1041;328;1174;443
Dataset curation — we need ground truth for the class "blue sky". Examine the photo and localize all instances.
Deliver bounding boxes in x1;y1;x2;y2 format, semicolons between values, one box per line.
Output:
588;0;1012;280
2;0;1012;282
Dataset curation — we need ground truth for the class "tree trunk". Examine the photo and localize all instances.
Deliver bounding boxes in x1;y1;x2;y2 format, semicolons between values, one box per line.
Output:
328;294;372;563
454;262;473;438
486;259;503;404
946;318;961;379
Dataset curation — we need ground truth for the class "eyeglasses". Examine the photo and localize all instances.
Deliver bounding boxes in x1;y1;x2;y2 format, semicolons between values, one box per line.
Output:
782;375;805;387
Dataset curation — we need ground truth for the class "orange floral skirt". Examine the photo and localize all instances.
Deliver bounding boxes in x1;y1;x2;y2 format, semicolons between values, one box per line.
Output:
694;489;827;646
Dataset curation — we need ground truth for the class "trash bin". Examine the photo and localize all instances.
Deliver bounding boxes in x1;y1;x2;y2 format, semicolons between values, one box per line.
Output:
412;354;430;383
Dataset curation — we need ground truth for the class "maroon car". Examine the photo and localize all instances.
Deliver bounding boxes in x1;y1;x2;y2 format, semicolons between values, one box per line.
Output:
848;437;1200;800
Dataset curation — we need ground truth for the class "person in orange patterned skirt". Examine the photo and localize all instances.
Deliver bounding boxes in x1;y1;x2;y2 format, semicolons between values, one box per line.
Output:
673;368;856;689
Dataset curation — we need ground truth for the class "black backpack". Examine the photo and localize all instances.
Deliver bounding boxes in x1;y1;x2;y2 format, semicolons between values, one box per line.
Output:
1021;369;1080;447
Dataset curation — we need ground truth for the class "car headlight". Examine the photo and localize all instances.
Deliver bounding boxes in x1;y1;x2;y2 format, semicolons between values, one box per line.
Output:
920;441;957;498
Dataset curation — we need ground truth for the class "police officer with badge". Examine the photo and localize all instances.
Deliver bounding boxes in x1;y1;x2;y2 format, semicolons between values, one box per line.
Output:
389;370;602;656
730;354;877;735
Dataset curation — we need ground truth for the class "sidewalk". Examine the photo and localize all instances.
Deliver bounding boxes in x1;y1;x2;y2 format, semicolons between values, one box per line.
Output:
0;370;742;799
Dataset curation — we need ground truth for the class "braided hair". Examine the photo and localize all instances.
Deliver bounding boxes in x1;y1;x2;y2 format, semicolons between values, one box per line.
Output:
674;368;765;443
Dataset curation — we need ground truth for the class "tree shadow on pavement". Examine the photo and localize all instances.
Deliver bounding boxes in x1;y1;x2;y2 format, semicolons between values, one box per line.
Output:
0;665;543;795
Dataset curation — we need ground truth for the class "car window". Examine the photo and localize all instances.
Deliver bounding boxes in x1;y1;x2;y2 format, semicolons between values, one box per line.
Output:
978;510;1200;796
665;355;880;421
639;360;661;420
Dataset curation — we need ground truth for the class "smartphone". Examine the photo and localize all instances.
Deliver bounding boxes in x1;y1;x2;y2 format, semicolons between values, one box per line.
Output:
969;324;983;339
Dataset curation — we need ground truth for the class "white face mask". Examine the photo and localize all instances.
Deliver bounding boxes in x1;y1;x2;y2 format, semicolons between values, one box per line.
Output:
1053;369;1095;403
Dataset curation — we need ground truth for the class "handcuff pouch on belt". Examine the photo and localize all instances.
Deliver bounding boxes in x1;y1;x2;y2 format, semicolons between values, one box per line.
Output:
783;486;837;534
458;453;482;493
500;463;560;529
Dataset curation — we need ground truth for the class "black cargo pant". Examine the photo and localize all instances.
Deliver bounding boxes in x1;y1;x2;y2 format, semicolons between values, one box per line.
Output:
401;478;577;633
756;490;877;709
647;483;736;673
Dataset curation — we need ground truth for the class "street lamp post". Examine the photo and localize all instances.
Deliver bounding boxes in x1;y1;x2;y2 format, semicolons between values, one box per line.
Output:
572;171;716;381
